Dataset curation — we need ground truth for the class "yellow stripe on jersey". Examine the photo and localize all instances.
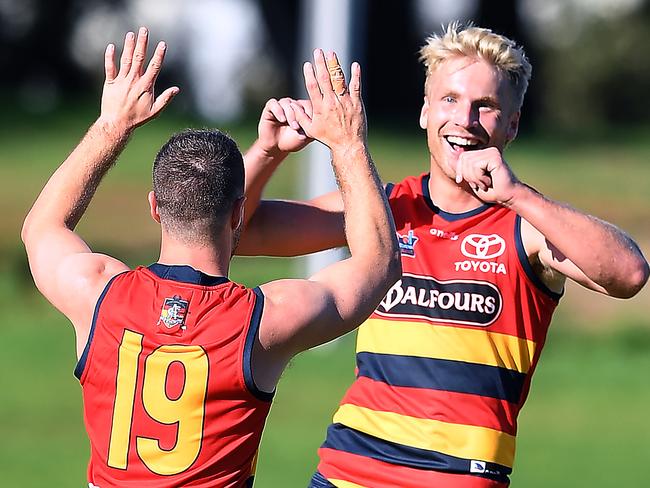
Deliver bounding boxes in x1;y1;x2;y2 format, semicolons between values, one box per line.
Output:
357;318;536;374
331;479;367;488
334;403;516;467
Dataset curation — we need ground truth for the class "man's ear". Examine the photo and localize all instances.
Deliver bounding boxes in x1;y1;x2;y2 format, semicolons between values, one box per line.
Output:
231;196;246;230
506;111;521;145
148;191;161;223
419;97;429;130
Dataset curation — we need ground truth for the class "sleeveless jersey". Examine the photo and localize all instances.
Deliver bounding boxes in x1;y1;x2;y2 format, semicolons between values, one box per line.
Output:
74;263;273;488
317;174;561;488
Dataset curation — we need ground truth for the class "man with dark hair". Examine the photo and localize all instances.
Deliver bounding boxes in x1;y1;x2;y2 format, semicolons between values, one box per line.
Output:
152;129;246;241
21;28;400;487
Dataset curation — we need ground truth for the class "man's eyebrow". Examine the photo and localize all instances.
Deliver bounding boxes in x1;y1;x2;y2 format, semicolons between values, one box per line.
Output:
476;96;500;107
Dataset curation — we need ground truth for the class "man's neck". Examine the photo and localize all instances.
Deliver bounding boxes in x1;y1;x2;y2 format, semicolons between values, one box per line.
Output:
428;162;485;214
158;235;231;277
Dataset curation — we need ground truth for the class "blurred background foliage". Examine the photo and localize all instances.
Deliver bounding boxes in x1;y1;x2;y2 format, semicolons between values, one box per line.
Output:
2;0;650;132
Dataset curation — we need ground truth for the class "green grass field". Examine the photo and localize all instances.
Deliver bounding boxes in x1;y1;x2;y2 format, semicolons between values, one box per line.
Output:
1;103;649;486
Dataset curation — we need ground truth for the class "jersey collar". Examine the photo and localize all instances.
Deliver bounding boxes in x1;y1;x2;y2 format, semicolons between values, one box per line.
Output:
148;263;230;286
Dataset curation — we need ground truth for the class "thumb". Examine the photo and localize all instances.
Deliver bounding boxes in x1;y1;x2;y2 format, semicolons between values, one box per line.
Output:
151;86;180;116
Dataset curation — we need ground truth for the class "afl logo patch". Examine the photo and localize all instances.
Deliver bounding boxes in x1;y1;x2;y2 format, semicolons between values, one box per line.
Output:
376;273;502;327
397;230;419;257
157;295;189;334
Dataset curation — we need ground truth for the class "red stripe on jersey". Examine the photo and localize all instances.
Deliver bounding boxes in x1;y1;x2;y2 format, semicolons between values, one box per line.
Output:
318;448;509;488
340;376;518;435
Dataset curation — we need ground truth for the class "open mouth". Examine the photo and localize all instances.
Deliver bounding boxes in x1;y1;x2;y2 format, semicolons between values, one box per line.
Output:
444;135;482;152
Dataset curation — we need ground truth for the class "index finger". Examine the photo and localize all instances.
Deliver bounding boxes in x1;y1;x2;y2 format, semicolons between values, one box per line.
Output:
303;61;322;106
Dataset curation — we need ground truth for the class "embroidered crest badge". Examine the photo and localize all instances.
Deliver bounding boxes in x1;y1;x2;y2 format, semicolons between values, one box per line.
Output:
157;295;189;334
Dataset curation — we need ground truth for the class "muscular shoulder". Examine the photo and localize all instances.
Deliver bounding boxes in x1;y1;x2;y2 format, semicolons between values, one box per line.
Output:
57;253;129;324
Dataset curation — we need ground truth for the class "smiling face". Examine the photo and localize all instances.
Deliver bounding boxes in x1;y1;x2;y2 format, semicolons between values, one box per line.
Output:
420;56;521;181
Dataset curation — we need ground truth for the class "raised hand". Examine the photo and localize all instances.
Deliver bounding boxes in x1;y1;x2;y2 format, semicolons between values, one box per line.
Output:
455;147;523;205
291;49;366;152
100;27;179;132
257;97;313;157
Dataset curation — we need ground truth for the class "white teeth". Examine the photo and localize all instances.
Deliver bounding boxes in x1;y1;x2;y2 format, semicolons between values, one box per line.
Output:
446;136;478;147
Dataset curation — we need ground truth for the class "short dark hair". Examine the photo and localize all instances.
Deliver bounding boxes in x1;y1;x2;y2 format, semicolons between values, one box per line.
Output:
152;129;244;238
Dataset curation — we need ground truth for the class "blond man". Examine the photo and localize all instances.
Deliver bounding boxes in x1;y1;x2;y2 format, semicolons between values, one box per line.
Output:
240;23;648;487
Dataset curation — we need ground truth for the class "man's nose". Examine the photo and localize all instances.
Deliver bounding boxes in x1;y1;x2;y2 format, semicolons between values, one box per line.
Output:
451;101;479;128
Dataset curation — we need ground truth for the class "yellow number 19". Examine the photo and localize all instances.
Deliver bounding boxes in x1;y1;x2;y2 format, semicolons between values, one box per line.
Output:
107;330;209;475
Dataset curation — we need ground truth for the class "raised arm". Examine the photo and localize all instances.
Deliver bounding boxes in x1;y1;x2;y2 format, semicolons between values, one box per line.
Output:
253;51;400;391
237;88;348;256
455;147;649;298
21;28;178;356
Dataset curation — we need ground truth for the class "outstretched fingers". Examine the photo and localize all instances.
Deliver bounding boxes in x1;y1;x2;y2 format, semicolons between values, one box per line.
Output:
313;49;337;99
349;62;362;101
130;27;149;77
303;61;322;106
140;41;167;90
118;31;136;77
326;52;347;96
104;43;117;82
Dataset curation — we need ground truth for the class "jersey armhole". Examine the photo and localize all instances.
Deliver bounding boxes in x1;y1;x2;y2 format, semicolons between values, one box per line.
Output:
385;182;395;199
242;287;275;402
514;215;563;301
74;271;128;382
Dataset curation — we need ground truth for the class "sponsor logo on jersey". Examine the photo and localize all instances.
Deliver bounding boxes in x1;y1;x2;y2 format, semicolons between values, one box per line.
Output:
469;460;508;477
376;273;502;327
157;295;189;334
397;230;418;257
470;461;487;474
429;227;459;240
455;233;507;275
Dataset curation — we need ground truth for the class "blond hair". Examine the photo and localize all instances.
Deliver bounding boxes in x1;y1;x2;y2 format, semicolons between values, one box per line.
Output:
419;22;532;109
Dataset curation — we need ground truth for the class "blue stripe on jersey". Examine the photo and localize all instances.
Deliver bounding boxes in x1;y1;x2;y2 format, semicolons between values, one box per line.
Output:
323;423;512;482
245;475;255;487
309;470;337;487
74;271;128;380
242;287;274;402
356;352;526;404
514;215;563;301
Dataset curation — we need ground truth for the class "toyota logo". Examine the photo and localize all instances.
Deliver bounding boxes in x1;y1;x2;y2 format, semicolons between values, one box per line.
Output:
461;234;506;260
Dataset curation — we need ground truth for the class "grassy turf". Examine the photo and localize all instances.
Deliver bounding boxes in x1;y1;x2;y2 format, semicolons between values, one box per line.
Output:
1;105;649;486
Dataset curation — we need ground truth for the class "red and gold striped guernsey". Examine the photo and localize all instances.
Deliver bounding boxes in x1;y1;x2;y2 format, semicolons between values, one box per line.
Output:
75;263;272;488
317;174;561;487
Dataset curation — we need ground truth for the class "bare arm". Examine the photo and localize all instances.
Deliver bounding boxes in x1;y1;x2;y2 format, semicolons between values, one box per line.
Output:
236;192;346;256
456;147;649;298
513;186;648;298
253;51;400;390
21;28;178;356
242;97;313;224
237;93;348;256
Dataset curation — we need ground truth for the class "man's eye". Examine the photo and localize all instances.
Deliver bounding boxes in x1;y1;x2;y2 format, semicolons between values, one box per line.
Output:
443;96;456;103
